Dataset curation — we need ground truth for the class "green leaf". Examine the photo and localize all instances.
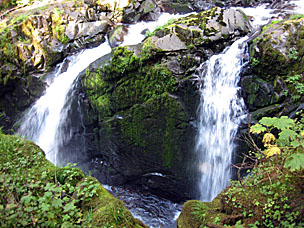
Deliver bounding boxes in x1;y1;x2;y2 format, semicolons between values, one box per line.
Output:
250;124;267;134
52;198;63;208
290;140;301;148
21;194;33;206
284;153;304;171
64;202;75;212
273;116;295;130
44;191;52;198
40;203;50;212
278;129;298;146
259;117;279;127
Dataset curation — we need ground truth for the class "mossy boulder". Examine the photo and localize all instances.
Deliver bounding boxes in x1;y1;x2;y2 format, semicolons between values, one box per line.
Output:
177;157;304;227
243;17;304;120
0;132;147;228
83;7;251;201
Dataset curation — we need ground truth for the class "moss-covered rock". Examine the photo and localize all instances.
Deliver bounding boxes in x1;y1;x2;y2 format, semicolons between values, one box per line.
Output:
83;7;251;201
243;16;304;119
177;158;304;228
0;131;147;228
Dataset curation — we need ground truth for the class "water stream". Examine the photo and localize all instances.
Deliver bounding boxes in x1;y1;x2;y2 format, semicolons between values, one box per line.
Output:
17;13;185;228
194;37;249;201
18;42;112;165
16;1;304;226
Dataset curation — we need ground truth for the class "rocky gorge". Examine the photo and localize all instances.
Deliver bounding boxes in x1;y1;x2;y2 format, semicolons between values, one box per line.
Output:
1;0;304;227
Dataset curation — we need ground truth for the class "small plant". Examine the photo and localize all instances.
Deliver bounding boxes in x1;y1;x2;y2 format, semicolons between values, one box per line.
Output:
285;74;304;101
288;47;299;61
191;202;209;228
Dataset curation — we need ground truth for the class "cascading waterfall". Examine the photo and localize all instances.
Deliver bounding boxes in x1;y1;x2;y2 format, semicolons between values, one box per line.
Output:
195;36;249;201
17;13;183;166
17;13;185;228
18;42;112;165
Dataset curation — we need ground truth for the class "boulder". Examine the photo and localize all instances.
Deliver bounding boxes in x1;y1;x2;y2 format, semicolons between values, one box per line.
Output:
243;17;304;119
108;24;128;48
122;0;161;23
83;7;251;201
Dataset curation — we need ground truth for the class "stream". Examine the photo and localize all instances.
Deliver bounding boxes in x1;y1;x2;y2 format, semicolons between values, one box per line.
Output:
17;1;304;227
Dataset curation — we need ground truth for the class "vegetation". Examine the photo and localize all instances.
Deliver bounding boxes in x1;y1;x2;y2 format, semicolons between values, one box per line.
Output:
178;115;304;227
0;130;147;227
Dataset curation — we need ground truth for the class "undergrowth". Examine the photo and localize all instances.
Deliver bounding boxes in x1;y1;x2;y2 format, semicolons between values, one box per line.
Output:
0;130;100;227
184;115;304;228
220;115;304;227
0;129;147;228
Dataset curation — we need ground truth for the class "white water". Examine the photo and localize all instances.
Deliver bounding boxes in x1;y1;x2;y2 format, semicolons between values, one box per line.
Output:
122;13;188;46
18;42;112;164
290;0;304;14
195;36;248;201
18;13;183;165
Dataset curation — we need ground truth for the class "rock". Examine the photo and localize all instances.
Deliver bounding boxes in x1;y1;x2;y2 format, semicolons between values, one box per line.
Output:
152;33;187;51
0;75;46;132
83;7;251;201
107;25;128;48
74;21;109;40
122;0;161;23
245;17;304;119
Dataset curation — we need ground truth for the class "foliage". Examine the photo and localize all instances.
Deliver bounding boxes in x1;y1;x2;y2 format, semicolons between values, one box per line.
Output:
0;131;146;228
250;115;304;170
285;74;304;101
0;132;98;227
181;116;304;227
288;47;299;61
223;115;304;227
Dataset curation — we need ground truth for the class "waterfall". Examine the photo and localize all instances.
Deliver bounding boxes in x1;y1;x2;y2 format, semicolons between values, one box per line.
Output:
18;42;112;165
195;36;249;201
17;13;184;166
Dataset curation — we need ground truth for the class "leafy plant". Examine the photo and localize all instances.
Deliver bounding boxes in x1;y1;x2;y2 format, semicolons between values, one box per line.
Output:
285;74;304;101
250;115;304;171
288;47;299;61
0;133;100;227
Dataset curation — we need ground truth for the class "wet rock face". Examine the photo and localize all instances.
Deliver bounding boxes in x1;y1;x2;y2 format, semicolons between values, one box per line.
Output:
83;7;251;202
122;0;161;23
0;76;46;132
242;17;304;121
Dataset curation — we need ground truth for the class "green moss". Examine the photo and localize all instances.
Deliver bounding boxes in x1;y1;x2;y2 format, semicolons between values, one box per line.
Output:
56;25;69;44
177;199;225;228
120;104;148;147
103;46;140;79
0;131;147;228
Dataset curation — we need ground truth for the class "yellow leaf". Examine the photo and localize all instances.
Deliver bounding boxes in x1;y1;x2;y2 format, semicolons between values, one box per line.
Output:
262;133;276;147
265;146;281;158
300;132;304;138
